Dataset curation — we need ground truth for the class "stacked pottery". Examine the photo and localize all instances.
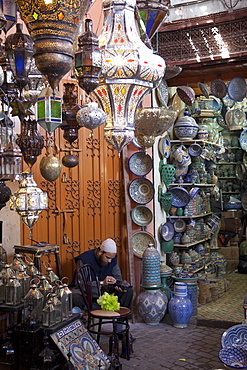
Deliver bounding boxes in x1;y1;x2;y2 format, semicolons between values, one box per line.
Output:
136;244;168;325
168;282;193;328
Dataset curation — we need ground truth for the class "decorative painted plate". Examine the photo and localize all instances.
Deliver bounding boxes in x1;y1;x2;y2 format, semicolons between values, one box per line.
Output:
177;86;195;106
239;129;247;151
225;108;246;130
210;79;227;99
129;178;154;204
160;221;174;241
158;134;171;159
128;152;153;176
132;231;156;258
198;82;209;98
156;79;169;107
164;65;182;80
169;186;190;207
131;205;153;227
221;324;247;350
228;77;247;102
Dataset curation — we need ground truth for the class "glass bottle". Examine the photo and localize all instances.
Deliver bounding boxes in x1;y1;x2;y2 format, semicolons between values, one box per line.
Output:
22;282;44;325
5;275;22;305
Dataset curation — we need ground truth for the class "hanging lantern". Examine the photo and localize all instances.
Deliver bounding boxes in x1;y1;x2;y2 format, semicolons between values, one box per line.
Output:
91;0;166;153
0;141;22;181
135;0;170;41
61;83;81;145
9;173;48;238
37;86;62;135
40;145;62;182
0;39;17;102
16;0;91;91
76;102;106;137
24;59;46;106
75;19;102;95
5;23;34;92
16;118;44;169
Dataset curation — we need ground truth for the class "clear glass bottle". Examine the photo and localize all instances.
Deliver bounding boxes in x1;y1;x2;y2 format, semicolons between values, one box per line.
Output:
5;275;22;305
22;282;44;325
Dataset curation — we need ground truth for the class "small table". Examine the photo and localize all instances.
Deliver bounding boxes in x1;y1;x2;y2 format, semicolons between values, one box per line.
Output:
14;244;62;279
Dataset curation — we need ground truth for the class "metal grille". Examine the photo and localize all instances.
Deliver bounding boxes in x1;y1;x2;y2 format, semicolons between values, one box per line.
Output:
155;17;247;64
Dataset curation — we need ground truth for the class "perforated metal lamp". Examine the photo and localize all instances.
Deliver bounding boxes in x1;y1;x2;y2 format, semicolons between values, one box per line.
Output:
91;0;166;153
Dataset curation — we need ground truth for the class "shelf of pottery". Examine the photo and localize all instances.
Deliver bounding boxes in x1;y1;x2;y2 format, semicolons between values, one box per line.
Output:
157;101;226;277
127;150;155;259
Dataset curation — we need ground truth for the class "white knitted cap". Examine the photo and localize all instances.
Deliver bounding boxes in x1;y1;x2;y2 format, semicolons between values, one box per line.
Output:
100;238;117;253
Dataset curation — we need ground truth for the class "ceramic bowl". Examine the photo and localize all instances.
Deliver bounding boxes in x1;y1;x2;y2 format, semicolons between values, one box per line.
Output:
221;324;247;350
131;205;153;227
169;187;190;208
173;219;186;233
128;151;153;176
219;347;247;369
160;222;175;241
129;178;154;204
189;187;200;199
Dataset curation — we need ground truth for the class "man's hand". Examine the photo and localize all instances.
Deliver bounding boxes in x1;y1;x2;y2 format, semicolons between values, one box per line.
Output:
102;276;116;285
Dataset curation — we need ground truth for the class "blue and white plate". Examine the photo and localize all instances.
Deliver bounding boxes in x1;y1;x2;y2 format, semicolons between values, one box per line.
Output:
169;187;190;207
228;77;247;102
128;152;153;176
160;221;174;241
240;129;247;151
221;324;247;350
132;231;156;258
158;134;171;159
131;205;153;227
129;178;154;204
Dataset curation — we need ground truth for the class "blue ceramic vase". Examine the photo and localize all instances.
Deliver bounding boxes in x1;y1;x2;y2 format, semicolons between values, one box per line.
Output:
168;282;192;328
136;289;168;325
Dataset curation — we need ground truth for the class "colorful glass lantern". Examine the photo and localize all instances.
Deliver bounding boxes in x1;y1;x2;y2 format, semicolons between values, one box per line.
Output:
9;172;48;238
24;59;46;106
37;86;62;135
136;0;170;41
75;19;102;95
16;0;91;91
5;23;34;92
91;0;166;153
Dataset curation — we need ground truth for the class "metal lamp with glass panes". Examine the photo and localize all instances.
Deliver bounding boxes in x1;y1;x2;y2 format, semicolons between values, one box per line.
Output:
5;273;22;305
22;281;44;327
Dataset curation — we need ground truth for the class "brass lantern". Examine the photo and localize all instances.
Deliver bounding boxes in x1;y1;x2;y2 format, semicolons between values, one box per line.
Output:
16;0;91;91
9;173;48;238
91;0;166;153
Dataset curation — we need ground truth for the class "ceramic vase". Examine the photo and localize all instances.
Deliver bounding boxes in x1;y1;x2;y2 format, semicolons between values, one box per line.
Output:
142;244;161;288
168;282;193;328
174;111;198;140
136;289;168;325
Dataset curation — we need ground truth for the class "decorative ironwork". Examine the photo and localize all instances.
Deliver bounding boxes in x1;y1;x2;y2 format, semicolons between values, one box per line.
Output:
86;137;100;158
87;180;101;216
40;180;57;210
156;17;247;64
108;180;121;214
63;178;80;210
65;241;80;261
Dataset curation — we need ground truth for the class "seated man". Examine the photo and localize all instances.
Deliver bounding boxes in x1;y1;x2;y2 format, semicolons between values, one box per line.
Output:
70;238;133;311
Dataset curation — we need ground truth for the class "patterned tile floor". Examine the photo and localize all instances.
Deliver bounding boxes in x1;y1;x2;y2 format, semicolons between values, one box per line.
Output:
196;272;247;323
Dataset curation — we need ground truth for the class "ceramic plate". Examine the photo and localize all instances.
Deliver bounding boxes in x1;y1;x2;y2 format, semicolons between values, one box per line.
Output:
239;129;247;151
131;205;153;227
228;77;247;102
132;231;156;258
221;324;247;350
225;108;246;130
164;65;182;80
128;152;153;176
156;79;169;107
129;178;154;204
177;86;195;106
210;79;227;99
160;221;174;241
169;186;190;207
158;134;171;159
198;82;209;98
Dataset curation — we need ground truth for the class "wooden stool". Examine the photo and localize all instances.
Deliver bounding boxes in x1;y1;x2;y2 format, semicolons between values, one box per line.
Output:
14;244;62;279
